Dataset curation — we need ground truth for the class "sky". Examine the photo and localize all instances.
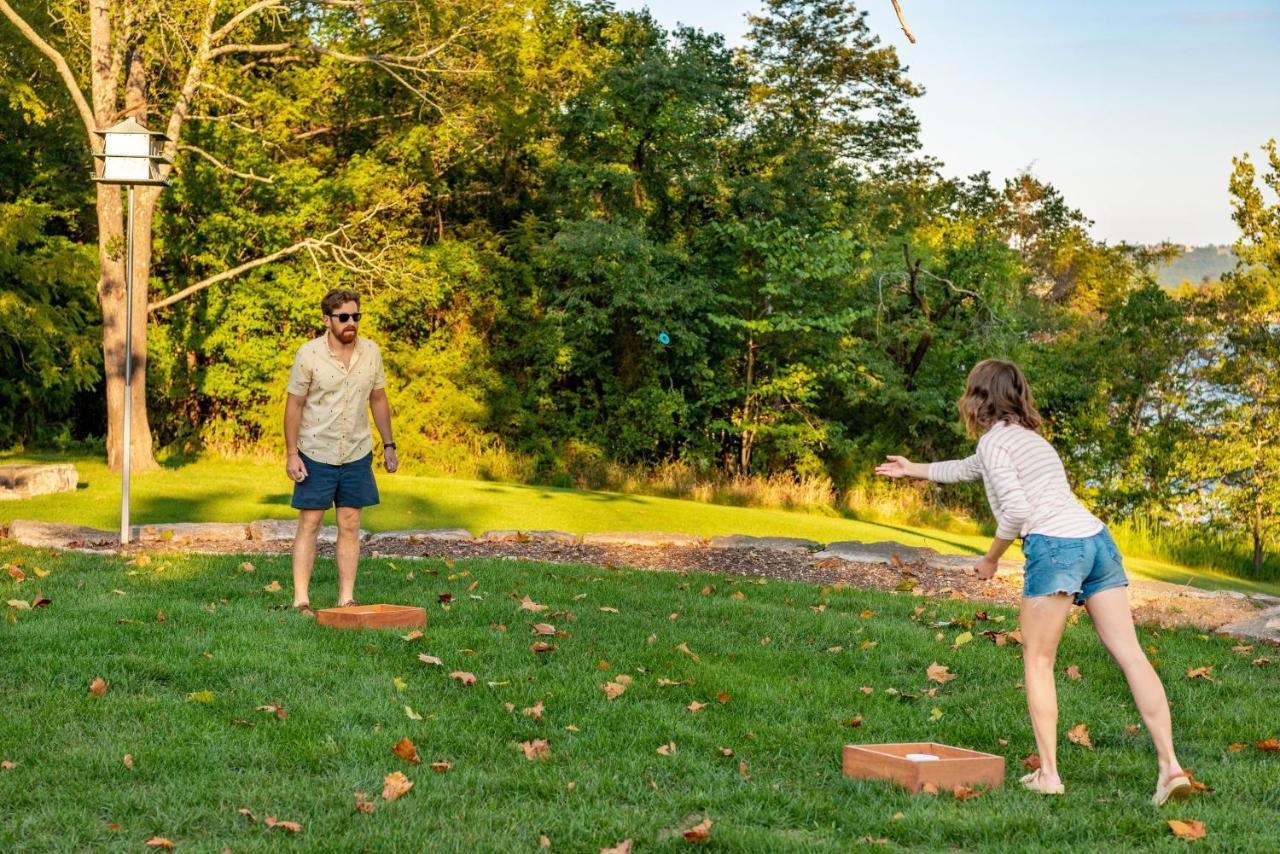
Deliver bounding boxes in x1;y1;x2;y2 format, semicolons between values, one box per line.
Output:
612;1;1280;246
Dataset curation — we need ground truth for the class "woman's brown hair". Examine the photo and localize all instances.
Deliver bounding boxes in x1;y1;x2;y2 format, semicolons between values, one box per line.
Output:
957;359;1043;437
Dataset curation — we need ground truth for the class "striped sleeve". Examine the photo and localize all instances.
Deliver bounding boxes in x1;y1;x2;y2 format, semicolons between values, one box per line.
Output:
981;441;1033;540
928;454;983;484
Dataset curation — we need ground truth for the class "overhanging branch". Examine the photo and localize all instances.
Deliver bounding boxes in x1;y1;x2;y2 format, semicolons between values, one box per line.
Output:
0;0;97;146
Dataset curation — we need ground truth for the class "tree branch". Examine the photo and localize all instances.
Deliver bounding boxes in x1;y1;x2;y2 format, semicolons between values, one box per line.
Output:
211;0;285;44
177;143;274;183
148;205;389;312
0;0;98;146
160;0;220;171
890;0;917;44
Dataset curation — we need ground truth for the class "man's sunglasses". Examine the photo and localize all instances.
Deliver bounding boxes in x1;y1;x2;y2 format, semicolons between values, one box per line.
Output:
327;312;362;323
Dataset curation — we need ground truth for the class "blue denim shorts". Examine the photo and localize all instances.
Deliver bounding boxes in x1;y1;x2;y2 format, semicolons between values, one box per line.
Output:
1022;528;1128;606
291;452;380;510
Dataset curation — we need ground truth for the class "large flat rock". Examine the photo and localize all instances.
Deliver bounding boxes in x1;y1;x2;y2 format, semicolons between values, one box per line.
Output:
248;519;366;544
581;531;703;548
365;528;474;546
813;540;940;564
0;464;78;500
6;519;116;549
133;522;248;545
1215;604;1280;644
481;530;580;545
708;535;820;552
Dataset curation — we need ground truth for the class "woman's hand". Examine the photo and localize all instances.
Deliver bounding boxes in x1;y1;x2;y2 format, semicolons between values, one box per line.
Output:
875;455;920;479
975;554;999;580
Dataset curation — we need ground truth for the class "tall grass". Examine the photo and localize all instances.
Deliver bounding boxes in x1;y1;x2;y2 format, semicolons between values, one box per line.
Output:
1109;515;1280;583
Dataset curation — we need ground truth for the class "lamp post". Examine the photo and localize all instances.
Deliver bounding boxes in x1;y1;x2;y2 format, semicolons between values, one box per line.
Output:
92;117;170;545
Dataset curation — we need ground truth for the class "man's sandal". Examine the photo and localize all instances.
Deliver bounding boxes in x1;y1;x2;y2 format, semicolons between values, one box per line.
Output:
293;603;316;618
1152;774;1193;807
337;599;361;608
1020;770;1065;795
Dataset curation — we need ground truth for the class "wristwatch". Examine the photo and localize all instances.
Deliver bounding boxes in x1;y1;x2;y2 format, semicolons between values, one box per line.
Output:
383;442;396;450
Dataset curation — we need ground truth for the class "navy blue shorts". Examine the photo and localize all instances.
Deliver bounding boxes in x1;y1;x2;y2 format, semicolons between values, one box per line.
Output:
1022;528;1128;606
291;452;380;510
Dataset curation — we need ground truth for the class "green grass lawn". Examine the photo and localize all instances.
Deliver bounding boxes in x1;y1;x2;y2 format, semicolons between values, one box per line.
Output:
2;453;1276;596
1;543;1276;851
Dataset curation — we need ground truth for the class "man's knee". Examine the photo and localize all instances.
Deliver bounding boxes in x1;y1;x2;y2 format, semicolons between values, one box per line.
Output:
297;512;324;535
336;510;362;535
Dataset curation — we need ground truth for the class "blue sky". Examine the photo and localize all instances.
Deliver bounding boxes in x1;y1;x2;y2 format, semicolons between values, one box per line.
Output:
613;1;1280;246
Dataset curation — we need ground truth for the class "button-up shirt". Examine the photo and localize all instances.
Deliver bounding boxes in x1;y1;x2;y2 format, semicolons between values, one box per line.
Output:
286;335;386;465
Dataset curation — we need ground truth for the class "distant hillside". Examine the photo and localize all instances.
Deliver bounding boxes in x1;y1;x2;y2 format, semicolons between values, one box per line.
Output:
1155;244;1237;288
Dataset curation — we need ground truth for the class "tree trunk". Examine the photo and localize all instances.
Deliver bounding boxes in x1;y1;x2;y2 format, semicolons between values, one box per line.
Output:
93;6;158;472
1253;484;1264;576
739;329;756;474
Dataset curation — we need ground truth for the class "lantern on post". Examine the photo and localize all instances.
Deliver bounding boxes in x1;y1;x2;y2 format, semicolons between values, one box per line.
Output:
92;117;171;545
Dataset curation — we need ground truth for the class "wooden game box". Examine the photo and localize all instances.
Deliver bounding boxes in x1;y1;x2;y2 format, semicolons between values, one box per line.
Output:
316;603;427;630
842;742;1005;794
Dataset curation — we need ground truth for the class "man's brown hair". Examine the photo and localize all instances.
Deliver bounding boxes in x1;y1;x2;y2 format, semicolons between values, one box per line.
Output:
321;288;361;316
957;359;1043;437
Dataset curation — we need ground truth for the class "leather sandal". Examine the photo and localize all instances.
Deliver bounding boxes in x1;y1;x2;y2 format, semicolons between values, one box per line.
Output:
1152;773;1193;807
337;599;361;608
1020;770;1065;795
293;602;316;618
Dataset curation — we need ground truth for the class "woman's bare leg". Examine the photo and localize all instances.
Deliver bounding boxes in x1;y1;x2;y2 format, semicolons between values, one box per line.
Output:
1020;593;1075;785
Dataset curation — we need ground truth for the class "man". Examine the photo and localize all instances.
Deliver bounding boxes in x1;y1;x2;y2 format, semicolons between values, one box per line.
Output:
284;288;398;617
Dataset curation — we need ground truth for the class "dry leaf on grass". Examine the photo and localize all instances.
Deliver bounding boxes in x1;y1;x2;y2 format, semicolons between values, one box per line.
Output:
1232;645;1254;654
401;630;423;641
1186;666;1215;681
602;681;627;701
123;754;133;770
599;606;619;613
1;760;17;770
256;703;286;721
263;580;282;592
238;808;257;822
519;596;547;612
1067;723;1093;749
144;837;176;850
952;785;981;800
718;747;734;756
404;705;423;721
264;816;302;833
687;701;706;713
1167;819;1206;841
392;737;421;764
657;741;677;756
355;801;376;814
1064;664;1082;681
449;671;477;686
1124;724;1142;736
675;642;700;663
89;677;108;697
600;840;633;854
1256;738;1280;751
430;760;453;773
382;771;414;801
531;622;556;636
738;761;751;779
1022;753;1041;770
520;739;550;760
716;692;730;704
418;654;443;667
530;642;557;653
683;818;713;842
927;662;957;684
523;701;545;721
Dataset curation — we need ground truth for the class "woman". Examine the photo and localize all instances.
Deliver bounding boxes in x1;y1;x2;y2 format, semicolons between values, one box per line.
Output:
875;359;1190;805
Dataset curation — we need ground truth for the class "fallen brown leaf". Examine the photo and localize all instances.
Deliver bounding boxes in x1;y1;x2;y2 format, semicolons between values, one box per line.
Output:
523;701;545;721
238;807;257;822
263;580;282;592
1124;724;1142;736
355;801;376;814
718;747;734;756
683;818;713;842
676;642;700;663
687;701;706;713
123;754;133;770
265;816;303;833
256;703;286;721
952;785;981;800
392;737;421;764
602;681;627;701
1255;658;1273;666
531;622;556;636
738;760;751;779
845;715;864;727
519;596;547;612
449;671;476;686
429;760;453;773
1022;753;1041;770
530;642;557;653
1232;645;1254;654
401;630;424;641
920;782;939;796
599;606;619;613
1067;723;1094;749
1167;819;1206;841
927;662;957;684
0;760;16;770
600;840;633;854
418;654;443;667
1257;738;1280;751
89;677;108;697
144;837;176;850
716;692;730;704
519;739;550;760
1064;664;1082;681
381;771;414;801
657;741;677;756
1185;666;1215;681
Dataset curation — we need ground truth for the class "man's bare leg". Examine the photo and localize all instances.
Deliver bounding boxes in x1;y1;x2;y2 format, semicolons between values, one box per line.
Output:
335;506;362;605
292;509;325;608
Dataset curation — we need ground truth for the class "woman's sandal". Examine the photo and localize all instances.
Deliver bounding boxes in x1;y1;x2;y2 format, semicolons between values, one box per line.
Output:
337;599;361;608
1152;773;1193;807
1020;770;1065;795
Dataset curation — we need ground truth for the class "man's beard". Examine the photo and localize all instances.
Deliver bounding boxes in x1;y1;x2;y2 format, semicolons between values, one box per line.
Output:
336;327;357;342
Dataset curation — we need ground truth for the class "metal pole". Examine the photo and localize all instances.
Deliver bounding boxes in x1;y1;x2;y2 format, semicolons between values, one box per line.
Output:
121;184;134;545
